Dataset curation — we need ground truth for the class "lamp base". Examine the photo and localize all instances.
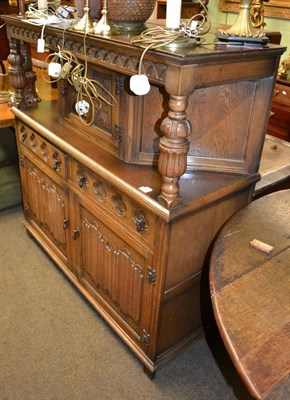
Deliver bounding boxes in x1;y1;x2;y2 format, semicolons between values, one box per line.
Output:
71;6;94;33
163;37;198;50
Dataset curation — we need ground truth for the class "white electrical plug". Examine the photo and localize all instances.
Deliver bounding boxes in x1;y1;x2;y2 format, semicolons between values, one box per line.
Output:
75;100;90;116
56;6;70;19
37;38;45;53
48;62;61;78
190;20;198;30
130;74;150;96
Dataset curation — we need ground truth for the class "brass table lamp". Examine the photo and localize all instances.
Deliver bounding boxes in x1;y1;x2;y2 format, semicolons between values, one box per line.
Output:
216;0;268;47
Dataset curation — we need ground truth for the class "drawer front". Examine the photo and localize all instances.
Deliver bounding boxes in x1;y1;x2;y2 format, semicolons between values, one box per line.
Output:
70;160;156;247
17;123;67;178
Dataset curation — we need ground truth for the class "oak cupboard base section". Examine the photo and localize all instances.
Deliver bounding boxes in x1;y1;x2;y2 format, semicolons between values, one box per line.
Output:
21;185;253;376
15;105;257;375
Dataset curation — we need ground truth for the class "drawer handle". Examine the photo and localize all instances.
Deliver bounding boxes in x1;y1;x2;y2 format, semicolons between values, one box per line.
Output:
133;209;148;233
52;152;62;171
112;194;127;216
53;159;62;171
20;129;27;143
72;228;80;240
78;173;87;189
29;133;37;150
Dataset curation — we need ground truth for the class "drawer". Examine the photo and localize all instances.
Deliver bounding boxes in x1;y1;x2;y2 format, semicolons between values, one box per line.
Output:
17;123;67;178
70;160;156;247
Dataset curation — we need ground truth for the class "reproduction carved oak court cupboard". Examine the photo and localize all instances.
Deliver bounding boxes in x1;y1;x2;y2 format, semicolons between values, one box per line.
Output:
2;14;285;376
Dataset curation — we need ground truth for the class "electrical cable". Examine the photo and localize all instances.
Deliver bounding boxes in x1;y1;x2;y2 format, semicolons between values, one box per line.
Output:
41;28;116;126
130;0;211;94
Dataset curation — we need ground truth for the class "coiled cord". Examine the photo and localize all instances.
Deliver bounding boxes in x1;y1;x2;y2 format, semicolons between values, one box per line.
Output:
131;0;210;75
42;31;116;126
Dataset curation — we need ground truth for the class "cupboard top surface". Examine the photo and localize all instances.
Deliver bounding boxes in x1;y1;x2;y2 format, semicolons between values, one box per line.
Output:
13;100;258;221
2;15;285;65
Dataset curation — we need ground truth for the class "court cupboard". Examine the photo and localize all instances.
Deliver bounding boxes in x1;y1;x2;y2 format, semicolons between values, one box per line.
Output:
2;13;285;376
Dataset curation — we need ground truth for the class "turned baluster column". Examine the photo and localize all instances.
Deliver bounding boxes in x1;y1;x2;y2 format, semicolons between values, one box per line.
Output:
158;65;194;209
7;38;27;108
22;42;41;105
158;95;191;208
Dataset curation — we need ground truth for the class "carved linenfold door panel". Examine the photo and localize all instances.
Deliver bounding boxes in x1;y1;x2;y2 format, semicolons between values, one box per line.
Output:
73;198;155;348
19;155;69;260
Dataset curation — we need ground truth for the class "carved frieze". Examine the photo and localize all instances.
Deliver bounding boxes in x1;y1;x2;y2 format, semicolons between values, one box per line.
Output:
8;25;167;83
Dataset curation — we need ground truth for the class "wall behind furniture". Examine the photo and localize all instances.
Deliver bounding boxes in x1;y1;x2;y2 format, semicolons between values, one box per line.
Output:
208;2;289;62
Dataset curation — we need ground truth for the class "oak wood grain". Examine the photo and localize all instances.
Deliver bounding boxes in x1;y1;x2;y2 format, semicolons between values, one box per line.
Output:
210;190;290;399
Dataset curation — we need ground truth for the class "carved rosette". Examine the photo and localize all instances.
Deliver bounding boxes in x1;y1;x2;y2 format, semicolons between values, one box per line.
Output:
158;96;191;208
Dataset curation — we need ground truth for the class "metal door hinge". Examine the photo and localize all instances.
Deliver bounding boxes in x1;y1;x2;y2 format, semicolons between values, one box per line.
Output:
61;82;69;96
63;217;69;229
147;266;156;286
141;329;150;347
19;156;25;168
72;228;80;240
115;75;124;96
114;124;122;142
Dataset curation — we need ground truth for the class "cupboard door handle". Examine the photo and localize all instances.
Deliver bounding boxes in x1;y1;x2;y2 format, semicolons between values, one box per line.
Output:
63;217;69;229
72;228;80;240
78;174;87;189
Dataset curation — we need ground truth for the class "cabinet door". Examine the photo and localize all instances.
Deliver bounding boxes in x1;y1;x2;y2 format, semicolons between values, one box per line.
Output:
19;153;70;265
72;196;156;352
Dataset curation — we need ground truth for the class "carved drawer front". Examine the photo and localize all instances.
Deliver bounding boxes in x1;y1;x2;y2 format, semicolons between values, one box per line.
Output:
17;124;67;178
70;160;156;246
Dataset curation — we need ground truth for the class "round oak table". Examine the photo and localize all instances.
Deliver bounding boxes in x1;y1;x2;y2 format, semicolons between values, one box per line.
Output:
210;190;290;400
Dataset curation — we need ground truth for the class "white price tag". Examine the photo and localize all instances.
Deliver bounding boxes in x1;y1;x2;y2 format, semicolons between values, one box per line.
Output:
139;186;153;193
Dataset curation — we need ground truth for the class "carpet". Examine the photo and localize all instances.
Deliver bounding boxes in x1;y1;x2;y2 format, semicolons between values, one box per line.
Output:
0;206;253;400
